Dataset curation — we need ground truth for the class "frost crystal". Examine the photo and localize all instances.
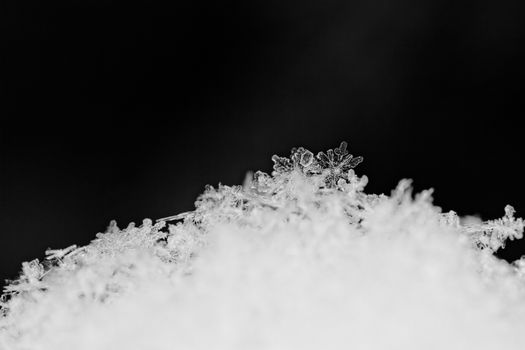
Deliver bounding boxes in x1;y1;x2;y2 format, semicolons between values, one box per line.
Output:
1;142;525;350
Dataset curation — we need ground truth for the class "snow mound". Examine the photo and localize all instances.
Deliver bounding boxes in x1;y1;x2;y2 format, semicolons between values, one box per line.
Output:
1;142;524;350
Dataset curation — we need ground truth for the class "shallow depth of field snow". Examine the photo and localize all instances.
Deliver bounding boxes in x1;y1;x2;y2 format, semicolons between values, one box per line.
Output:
1;142;525;350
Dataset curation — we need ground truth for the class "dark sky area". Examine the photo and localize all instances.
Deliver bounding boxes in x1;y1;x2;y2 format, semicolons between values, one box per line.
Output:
2;0;524;289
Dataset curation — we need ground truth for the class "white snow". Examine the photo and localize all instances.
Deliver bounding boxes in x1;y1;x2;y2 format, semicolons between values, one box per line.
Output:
1;142;524;350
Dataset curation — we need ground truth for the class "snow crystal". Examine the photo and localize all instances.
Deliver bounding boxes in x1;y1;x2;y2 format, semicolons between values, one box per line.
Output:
1;142;524;350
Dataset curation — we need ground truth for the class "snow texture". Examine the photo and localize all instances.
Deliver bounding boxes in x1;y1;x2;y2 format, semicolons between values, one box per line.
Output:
1;142;525;350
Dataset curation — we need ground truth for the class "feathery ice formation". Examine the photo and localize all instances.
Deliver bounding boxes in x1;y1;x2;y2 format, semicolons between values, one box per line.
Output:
1;142;525;350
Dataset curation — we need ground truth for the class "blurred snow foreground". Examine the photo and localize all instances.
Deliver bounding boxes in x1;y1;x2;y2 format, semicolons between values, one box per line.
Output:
2;142;525;350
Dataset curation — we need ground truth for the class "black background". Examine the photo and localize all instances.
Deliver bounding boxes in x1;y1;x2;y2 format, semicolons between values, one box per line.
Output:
2;0;524;289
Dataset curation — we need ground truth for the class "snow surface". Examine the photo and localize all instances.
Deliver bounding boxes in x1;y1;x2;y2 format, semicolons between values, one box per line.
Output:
1;142;524;350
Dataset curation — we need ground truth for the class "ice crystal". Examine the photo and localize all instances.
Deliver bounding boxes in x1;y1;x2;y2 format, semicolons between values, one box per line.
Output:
271;146;320;175
465;205;524;252
1;141;525;350
316;141;364;187
271;141;364;190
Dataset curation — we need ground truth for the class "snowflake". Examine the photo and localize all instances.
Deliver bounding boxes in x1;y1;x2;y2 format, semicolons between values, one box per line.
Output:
464;205;524;252
316;141;363;188
271;142;363;187
271;147;319;175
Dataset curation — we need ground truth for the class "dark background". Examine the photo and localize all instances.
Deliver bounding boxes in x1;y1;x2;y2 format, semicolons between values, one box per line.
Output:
2;0;524;290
